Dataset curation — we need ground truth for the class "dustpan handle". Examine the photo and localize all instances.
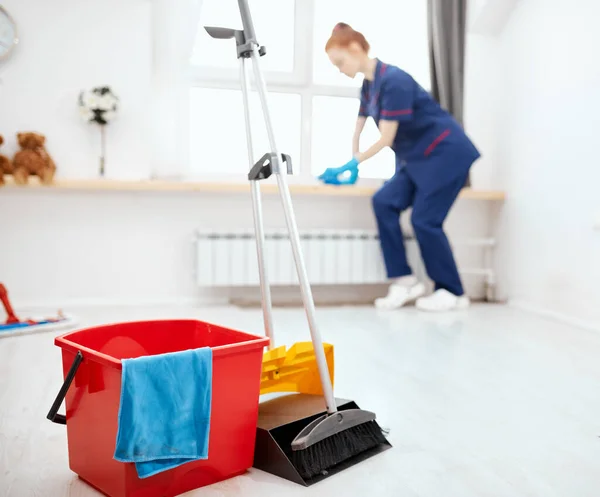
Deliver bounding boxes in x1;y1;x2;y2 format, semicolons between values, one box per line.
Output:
207;0;337;413
239;57;276;350
206;1;275;351
238;0;257;47
237;0;275;352
46;350;83;425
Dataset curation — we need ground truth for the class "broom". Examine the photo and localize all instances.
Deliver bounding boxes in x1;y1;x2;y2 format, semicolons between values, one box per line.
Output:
291;420;388;479
286;307;388;479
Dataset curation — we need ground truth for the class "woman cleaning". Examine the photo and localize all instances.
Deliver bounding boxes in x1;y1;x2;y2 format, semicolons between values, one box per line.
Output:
319;23;481;312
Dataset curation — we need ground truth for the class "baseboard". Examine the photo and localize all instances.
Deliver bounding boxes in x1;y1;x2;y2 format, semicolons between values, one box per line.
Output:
228;283;389;308
509;300;600;334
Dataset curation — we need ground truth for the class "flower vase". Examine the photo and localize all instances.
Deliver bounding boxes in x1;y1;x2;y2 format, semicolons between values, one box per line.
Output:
78;85;119;179
99;124;106;177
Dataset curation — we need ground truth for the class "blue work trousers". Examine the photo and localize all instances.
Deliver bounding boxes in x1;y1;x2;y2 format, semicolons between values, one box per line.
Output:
372;149;475;296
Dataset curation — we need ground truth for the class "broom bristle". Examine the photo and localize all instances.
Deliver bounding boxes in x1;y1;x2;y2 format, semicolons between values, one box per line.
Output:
290;420;387;480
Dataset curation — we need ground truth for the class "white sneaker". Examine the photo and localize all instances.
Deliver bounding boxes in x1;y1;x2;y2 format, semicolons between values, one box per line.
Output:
375;282;426;310
415;289;470;312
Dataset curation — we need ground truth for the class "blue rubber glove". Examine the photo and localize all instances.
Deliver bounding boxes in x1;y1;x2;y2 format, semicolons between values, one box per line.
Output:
318;157;359;179
322;167;359;185
318;158;359;186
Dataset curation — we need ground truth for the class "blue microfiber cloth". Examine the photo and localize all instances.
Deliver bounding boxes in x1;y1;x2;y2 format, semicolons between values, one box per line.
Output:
113;347;212;479
318;157;359;186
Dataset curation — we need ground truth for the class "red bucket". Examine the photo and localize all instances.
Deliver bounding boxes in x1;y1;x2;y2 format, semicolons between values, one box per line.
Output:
48;319;269;497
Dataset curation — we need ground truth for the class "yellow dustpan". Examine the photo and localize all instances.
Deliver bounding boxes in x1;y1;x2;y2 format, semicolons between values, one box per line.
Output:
260;341;334;395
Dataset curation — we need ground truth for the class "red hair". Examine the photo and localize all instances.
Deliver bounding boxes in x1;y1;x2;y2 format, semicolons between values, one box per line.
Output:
325;22;370;52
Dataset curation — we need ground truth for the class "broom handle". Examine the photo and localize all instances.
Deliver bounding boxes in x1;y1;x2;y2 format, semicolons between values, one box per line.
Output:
240;55;276;351
249;46;337;415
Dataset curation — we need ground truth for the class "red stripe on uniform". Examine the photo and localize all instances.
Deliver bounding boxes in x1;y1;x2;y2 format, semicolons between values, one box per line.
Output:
381;109;413;116
424;129;451;156
380;63;387;76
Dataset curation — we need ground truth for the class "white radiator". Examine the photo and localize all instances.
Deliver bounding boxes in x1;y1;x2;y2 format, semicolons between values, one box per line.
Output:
194;229;497;296
194;229;388;287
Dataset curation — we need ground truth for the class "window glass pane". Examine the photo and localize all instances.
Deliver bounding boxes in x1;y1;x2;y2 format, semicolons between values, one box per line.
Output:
190;88;301;177
313;0;430;89
190;0;295;73
311;96;395;180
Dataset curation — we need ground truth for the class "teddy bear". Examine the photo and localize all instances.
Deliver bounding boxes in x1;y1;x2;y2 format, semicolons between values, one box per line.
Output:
0;135;13;186
12;132;57;185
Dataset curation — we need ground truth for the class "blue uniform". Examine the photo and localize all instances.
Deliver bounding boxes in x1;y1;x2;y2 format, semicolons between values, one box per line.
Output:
361;59;480;296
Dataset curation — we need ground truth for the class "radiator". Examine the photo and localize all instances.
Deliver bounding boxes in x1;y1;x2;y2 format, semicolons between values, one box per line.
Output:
194;229;497;294
194;229;389;287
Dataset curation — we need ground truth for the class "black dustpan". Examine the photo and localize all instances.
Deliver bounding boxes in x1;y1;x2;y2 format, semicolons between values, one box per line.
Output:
253;394;392;486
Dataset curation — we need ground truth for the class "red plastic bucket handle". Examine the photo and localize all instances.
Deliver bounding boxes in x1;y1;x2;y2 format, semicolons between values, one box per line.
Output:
47;350;84;425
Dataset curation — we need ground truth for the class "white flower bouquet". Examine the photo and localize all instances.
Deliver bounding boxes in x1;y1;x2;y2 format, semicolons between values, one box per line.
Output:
78;86;119;176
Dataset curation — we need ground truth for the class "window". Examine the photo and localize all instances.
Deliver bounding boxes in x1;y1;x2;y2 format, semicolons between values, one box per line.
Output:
190;0;296;74
190;88;301;177
311;96;395;180
188;0;430;183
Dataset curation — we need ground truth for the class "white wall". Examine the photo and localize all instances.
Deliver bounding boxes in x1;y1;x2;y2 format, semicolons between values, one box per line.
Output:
493;0;600;329
0;0;497;308
463;32;500;189
0;0;153;179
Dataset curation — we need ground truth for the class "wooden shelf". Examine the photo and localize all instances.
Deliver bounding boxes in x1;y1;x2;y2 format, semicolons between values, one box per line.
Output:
0;176;506;201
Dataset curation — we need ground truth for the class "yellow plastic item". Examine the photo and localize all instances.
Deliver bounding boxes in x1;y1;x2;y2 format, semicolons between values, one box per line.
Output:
260;342;334;396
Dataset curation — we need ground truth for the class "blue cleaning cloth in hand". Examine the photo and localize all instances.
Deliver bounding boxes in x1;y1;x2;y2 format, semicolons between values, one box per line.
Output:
318;157;359;186
322;168;359;185
113;347;213;479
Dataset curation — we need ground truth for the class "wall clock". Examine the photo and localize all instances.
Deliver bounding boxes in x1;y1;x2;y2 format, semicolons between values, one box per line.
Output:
0;5;18;61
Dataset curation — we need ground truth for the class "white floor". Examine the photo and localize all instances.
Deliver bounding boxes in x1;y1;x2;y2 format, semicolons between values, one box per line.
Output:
1;303;600;497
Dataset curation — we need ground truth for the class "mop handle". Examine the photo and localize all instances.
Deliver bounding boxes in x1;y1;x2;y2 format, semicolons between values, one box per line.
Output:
0;284;20;324
248;46;337;415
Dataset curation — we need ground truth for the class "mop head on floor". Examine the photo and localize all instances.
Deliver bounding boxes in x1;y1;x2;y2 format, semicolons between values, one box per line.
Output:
0;283;77;339
0;312;77;338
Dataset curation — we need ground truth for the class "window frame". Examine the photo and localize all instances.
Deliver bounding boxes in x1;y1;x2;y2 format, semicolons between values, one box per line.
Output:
187;0;414;188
